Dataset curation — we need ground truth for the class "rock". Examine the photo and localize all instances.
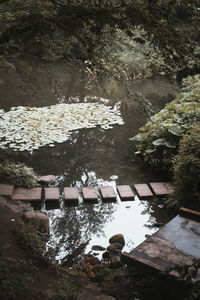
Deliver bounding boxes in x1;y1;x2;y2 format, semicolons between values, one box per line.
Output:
145;234;151;239
38;175;56;185
92;245;106;251
102;251;110;259
110;256;123;268
109;234;125;247
24;211;49;233
83;254;100;265
134;151;142;156
107;242;124;251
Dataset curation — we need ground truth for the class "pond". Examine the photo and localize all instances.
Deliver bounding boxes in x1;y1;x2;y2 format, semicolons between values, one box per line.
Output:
0;59;178;265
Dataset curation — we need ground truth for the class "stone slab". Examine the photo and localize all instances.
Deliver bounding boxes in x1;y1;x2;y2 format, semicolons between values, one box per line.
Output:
64;187;79;201
149;182;174;196
122;215;200;281
12;188;42;202
117;185;135;201
0;183;14;198
45;188;59;201
134;184;153;199
82;187;98;202
100;186;116;201
38;175;56;185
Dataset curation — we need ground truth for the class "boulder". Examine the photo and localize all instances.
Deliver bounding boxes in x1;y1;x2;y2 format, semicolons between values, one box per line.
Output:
38;175;56;185
92;245;106;251
107;242;124;252
24;211;49;233
110;256;123;268
102;251;110;259
109;234;125;247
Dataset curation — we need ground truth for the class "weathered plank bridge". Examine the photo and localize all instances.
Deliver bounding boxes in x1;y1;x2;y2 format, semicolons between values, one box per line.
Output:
0;181;173;209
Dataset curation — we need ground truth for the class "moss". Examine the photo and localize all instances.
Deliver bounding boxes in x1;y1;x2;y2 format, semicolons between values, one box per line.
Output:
167;126;200;209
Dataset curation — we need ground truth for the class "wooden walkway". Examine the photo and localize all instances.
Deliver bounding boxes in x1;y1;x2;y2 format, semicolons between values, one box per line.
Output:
122;208;200;281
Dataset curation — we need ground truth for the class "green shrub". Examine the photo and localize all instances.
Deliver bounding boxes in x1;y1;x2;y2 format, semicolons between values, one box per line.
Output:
0;160;39;187
16;218;48;259
168;126;200;209
130;89;200;169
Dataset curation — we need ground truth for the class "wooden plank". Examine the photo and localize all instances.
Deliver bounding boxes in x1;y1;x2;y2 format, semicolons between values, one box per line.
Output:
82;187;98;202
64;187;79;206
179;207;200;221
12;188;42;202
100;186;116;201
45;188;59;201
134;184;153;199
149;182;174;196
0;183;14;198
117;185;135;201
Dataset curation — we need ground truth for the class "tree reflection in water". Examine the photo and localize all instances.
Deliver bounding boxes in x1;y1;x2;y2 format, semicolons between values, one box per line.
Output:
46;171;116;267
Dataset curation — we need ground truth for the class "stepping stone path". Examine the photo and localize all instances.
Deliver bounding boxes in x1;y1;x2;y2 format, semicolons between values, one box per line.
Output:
134;184;153;199
64;187;79;206
117;185;135;201
12;187;42;202
149;182;174;196
0;180;174;209
100;186;116;201
82;187;98;202
45;187;60;201
45;187;60;209
0;183;14;198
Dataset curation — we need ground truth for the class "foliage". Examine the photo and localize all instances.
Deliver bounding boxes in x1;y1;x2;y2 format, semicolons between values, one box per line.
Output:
16;218;48;259
130;89;200;169
167;125;200;209
0;160;39;187
181;74;200;92
0;258;25;300
173;259;200;300
0;0;199;79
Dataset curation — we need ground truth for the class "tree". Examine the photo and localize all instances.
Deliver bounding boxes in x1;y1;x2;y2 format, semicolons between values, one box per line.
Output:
0;0;199;79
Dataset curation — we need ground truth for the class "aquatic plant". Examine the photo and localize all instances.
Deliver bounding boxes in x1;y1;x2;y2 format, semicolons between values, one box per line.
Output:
0;101;124;152
130;89;200;169
0;160;39;187
167;125;200;209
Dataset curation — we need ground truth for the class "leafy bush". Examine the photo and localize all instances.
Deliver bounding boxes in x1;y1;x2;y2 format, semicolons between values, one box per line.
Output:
167;126;200;209
130;89;200;169
0;160;39;187
16;218;48;259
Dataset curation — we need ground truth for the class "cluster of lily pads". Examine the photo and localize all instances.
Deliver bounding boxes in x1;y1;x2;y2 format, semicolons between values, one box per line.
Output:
0;102;124;152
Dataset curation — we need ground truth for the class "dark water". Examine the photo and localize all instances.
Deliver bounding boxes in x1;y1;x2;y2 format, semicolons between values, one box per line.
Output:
0;59;178;264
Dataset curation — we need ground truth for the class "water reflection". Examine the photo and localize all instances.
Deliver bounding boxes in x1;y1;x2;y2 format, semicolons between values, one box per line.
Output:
0;59;178;265
46;198;116;266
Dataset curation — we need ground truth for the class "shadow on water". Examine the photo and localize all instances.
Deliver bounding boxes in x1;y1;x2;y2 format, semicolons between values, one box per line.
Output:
0;59;178;265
